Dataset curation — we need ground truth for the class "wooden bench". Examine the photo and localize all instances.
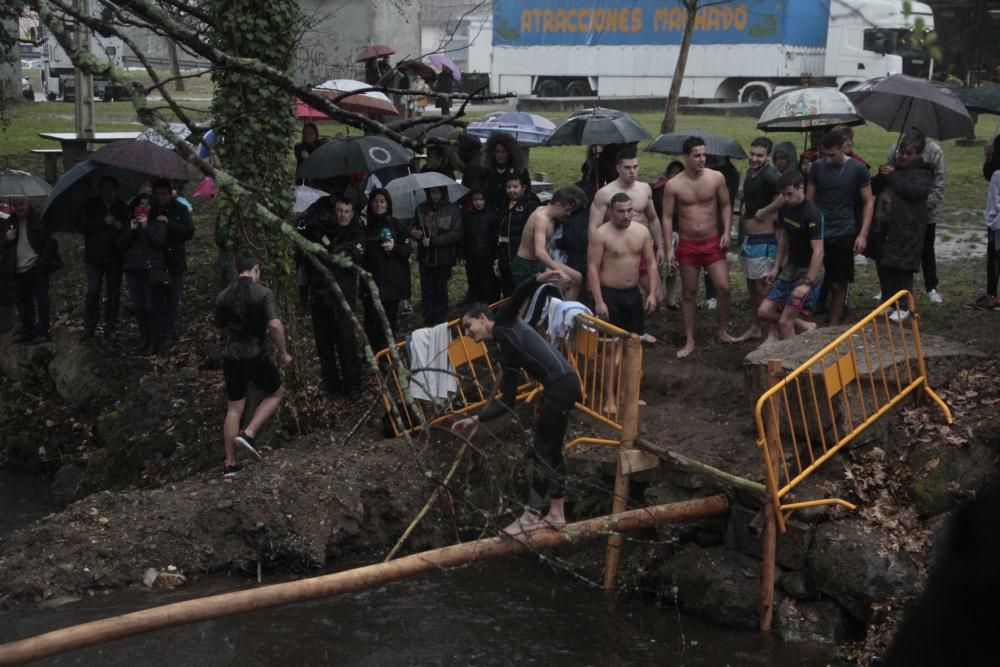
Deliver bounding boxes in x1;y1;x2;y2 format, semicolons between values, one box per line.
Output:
31;149;63;184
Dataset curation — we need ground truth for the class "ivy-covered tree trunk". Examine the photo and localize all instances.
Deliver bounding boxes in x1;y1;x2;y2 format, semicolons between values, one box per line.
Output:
206;0;301;377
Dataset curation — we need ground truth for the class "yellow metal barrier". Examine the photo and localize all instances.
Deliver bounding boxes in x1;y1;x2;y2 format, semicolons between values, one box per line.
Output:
374;306;640;441
753;290;952;533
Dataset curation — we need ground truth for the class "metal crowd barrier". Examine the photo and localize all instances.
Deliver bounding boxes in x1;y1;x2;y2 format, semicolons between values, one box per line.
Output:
753;290;953;533
374;306;640;441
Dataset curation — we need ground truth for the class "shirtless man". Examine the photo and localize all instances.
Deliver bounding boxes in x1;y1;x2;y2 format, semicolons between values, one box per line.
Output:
662;136;736;358
589;148;666;303
511;186;587;299
588;193;659;413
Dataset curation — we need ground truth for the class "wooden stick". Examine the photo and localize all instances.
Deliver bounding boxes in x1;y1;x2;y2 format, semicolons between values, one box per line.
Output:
0;497;729;666
603;335;642;591
634;437;766;497
759;358;784;632
383;441;469;562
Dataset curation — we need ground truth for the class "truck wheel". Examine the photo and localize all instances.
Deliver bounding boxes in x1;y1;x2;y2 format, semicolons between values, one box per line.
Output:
535;79;564;98
565;80;592;97
741;85;769;105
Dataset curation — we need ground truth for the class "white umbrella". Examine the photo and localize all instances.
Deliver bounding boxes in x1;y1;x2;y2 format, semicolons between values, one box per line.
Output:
137;122;193;149
385;172;468;219
756;87;863;131
294;185;329;213
313;79;398;116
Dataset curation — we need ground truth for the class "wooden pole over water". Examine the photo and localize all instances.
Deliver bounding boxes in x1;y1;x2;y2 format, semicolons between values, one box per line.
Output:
602;335;643;591
0;496;729;666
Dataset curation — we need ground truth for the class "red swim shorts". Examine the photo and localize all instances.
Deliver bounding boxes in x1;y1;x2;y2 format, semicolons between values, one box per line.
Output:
676;236;725;269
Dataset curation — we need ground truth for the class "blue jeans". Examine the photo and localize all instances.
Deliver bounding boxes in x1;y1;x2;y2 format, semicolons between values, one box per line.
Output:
419;265;452;326
15;264;50;338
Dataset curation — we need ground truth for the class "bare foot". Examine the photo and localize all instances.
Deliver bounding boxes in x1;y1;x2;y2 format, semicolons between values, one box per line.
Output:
638;398;647;406
502;512;552;537
639;333;657;345
795;319;817;333
542;514;566;530
676;341;695;359
757;334;779;350
734;326;761;342
603;401;619;417
718;330;738;344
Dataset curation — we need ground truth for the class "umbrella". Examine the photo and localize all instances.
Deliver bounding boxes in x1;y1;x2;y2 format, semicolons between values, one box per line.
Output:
40;160;146;231
294;185;328;213
845;75;974;141
544;107;652;146
313;79;399;116
0;169;53;198
757;87;864;131
428;53;461;81
296;98;332;121
89;140;195;181
955;84;1000;115
385;171;468;219
197;129;217;160
397;60;437;83
386;118;453;142
296;136;412;180
356;44;395;62
136;122;192;149
466;111;556;146
647;129;746;160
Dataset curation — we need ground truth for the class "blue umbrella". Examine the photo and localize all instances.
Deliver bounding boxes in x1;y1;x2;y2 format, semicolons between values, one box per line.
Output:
466;111;556;146
40;160;147;231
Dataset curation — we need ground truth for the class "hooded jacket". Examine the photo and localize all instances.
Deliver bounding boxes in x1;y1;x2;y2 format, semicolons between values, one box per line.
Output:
153;196;194;271
870;158;934;271
411;189;463;268
78;195;129;265
297;196;366;305
363;189;412;301
773;141;798;173
478;133;533;212
119;200;167;272
462;202;499;259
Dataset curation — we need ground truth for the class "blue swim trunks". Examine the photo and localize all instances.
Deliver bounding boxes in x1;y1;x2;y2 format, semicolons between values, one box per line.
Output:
740;233;778;280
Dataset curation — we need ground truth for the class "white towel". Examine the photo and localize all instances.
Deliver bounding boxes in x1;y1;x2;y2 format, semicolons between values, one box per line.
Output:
408;322;457;402
546;298;592;344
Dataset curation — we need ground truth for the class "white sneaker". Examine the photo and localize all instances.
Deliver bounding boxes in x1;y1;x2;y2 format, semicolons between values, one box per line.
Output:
873;292;882;302
705;298;717;310
888;309;910;322
927;289;943;304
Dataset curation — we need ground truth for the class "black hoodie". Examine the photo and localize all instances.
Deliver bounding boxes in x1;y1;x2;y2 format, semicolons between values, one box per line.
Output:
363;188;412;301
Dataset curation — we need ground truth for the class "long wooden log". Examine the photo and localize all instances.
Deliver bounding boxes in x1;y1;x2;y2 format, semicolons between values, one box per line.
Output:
0;496;729;666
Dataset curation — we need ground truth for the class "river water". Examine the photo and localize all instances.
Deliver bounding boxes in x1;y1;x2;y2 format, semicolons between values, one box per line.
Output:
0;473;837;666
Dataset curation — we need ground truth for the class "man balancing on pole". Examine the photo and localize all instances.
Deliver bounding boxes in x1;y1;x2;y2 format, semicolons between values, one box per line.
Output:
452;270;583;537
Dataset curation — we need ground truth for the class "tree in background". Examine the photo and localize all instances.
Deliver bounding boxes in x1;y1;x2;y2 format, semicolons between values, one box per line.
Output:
660;0;700;135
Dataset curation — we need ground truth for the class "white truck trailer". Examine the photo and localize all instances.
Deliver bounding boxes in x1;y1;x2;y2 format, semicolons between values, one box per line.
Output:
489;0;934;102
41;29;129;102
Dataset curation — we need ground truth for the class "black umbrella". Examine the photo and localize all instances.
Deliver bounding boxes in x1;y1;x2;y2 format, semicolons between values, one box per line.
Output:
296;136;412;180
40;160;147;231
955;84;1000;115
90;140;195;181
0;169;53;198
386;118;452;142
647;129;746;160
543;107;651;146
845;75;974;141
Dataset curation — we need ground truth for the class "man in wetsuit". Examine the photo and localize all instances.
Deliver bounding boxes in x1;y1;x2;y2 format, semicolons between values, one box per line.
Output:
214;255;293;477
452;270;583;537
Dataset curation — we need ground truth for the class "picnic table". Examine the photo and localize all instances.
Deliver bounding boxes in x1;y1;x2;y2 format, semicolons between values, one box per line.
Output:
37;131;142;173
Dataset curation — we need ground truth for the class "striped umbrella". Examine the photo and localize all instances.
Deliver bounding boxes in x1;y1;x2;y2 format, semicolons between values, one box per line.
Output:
845;75;973;141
